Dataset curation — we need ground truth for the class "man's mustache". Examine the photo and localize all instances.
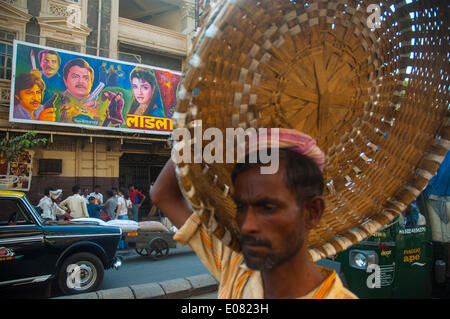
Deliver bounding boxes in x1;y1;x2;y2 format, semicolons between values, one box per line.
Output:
239;235;272;248
75;84;87;89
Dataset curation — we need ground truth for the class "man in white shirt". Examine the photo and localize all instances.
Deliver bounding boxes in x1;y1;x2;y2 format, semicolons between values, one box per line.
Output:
89;184;104;205
82;187;90;204
38;188;71;221
60;185;89;219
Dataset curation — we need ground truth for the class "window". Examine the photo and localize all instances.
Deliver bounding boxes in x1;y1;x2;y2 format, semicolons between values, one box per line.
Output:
118;51;142;64
119;44;182;71
0;198;34;226
46;39;81;53
0;30;16;80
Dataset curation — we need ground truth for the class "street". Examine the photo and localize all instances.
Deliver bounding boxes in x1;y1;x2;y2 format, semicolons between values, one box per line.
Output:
1;245;211;299
99;245;210;291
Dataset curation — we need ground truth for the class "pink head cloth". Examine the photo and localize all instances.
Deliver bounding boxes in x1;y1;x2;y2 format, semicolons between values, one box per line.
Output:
247;128;325;172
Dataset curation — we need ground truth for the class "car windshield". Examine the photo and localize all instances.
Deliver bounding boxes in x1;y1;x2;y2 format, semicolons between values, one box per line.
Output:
23;194;46;224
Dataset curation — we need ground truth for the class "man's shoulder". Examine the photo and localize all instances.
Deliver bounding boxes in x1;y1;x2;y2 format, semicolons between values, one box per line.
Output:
39;196;51;204
310;265;358;299
328;271;359;299
61;195;74;201
55;91;84;104
14;104;31;120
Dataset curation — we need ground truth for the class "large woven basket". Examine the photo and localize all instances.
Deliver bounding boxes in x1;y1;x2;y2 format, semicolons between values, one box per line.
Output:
172;0;449;261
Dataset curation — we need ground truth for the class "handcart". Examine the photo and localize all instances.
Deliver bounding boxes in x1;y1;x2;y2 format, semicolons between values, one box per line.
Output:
123;230;177;260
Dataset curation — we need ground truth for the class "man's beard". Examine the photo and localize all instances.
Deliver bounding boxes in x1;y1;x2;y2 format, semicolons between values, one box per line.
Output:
239;234;304;271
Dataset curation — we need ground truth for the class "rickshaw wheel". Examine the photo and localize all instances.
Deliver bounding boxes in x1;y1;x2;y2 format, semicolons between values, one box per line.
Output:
135;248;149;256
148;237;169;260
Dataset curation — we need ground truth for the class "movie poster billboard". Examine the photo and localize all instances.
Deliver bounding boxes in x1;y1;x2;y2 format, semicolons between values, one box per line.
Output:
0;150;33;191
9;41;182;135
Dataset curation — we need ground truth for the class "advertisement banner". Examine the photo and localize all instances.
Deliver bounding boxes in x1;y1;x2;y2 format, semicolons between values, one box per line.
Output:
0;150;33;191
10;41;182;135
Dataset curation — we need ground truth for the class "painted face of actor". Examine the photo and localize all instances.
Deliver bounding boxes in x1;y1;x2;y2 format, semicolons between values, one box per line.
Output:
16;84;43;113
233;162;309;271
64;65;93;100
40;53;60;78
132;78;155;106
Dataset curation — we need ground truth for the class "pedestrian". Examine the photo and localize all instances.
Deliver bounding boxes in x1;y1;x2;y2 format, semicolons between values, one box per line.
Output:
87;196;102;219
89;185;103;205
112;187;118;199
116;187;129;220
59;185;89;219
82;187;90;204
128;184;146;222
102;190;118;220
150;129;357;299
116;187;130;249
37;186;53;215
124;191;132;219
38;188;71;221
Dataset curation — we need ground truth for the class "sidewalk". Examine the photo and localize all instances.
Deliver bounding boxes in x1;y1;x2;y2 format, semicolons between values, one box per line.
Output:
55;273;219;299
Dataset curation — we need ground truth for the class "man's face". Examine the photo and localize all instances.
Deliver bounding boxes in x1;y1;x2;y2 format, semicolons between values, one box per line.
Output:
16;84;42;112
64;65;93;100
40;53;60;78
234;163;307;271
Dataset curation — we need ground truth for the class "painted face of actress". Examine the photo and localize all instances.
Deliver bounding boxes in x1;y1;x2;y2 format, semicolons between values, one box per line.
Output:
131;77;155;107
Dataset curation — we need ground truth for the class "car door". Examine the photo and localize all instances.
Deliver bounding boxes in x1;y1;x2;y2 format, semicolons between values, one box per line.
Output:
0;196;48;284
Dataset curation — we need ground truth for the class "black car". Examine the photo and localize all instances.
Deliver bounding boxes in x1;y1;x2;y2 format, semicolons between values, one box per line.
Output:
0;190;122;295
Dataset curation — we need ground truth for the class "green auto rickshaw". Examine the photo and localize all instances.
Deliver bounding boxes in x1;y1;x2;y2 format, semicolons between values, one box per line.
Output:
332;151;449;298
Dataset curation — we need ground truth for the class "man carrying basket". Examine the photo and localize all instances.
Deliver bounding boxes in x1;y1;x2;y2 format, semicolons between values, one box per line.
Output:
151;129;357;299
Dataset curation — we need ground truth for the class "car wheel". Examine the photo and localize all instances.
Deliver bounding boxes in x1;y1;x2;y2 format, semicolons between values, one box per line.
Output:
57;252;104;295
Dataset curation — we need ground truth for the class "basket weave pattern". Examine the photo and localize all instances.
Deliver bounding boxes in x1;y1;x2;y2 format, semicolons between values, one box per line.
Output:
173;0;449;261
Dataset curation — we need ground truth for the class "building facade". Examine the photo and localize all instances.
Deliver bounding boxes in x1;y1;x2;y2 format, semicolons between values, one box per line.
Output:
0;0;198;216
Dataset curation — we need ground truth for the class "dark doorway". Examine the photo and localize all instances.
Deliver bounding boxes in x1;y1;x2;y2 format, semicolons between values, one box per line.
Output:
119;153;167;220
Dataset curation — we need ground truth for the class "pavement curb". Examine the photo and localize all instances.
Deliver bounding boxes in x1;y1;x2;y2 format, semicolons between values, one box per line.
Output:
54;273;218;299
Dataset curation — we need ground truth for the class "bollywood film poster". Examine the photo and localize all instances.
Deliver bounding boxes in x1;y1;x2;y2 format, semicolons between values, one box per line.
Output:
9;41;182;135
0;150;33;192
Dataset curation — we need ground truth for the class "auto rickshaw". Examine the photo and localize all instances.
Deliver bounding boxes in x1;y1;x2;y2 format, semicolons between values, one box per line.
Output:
334;151;450;298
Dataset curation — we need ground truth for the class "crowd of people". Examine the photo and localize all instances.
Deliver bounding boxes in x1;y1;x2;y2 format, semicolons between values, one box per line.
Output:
35;183;147;223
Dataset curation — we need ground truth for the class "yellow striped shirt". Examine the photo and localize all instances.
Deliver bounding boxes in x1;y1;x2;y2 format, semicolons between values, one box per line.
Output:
174;213;358;299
